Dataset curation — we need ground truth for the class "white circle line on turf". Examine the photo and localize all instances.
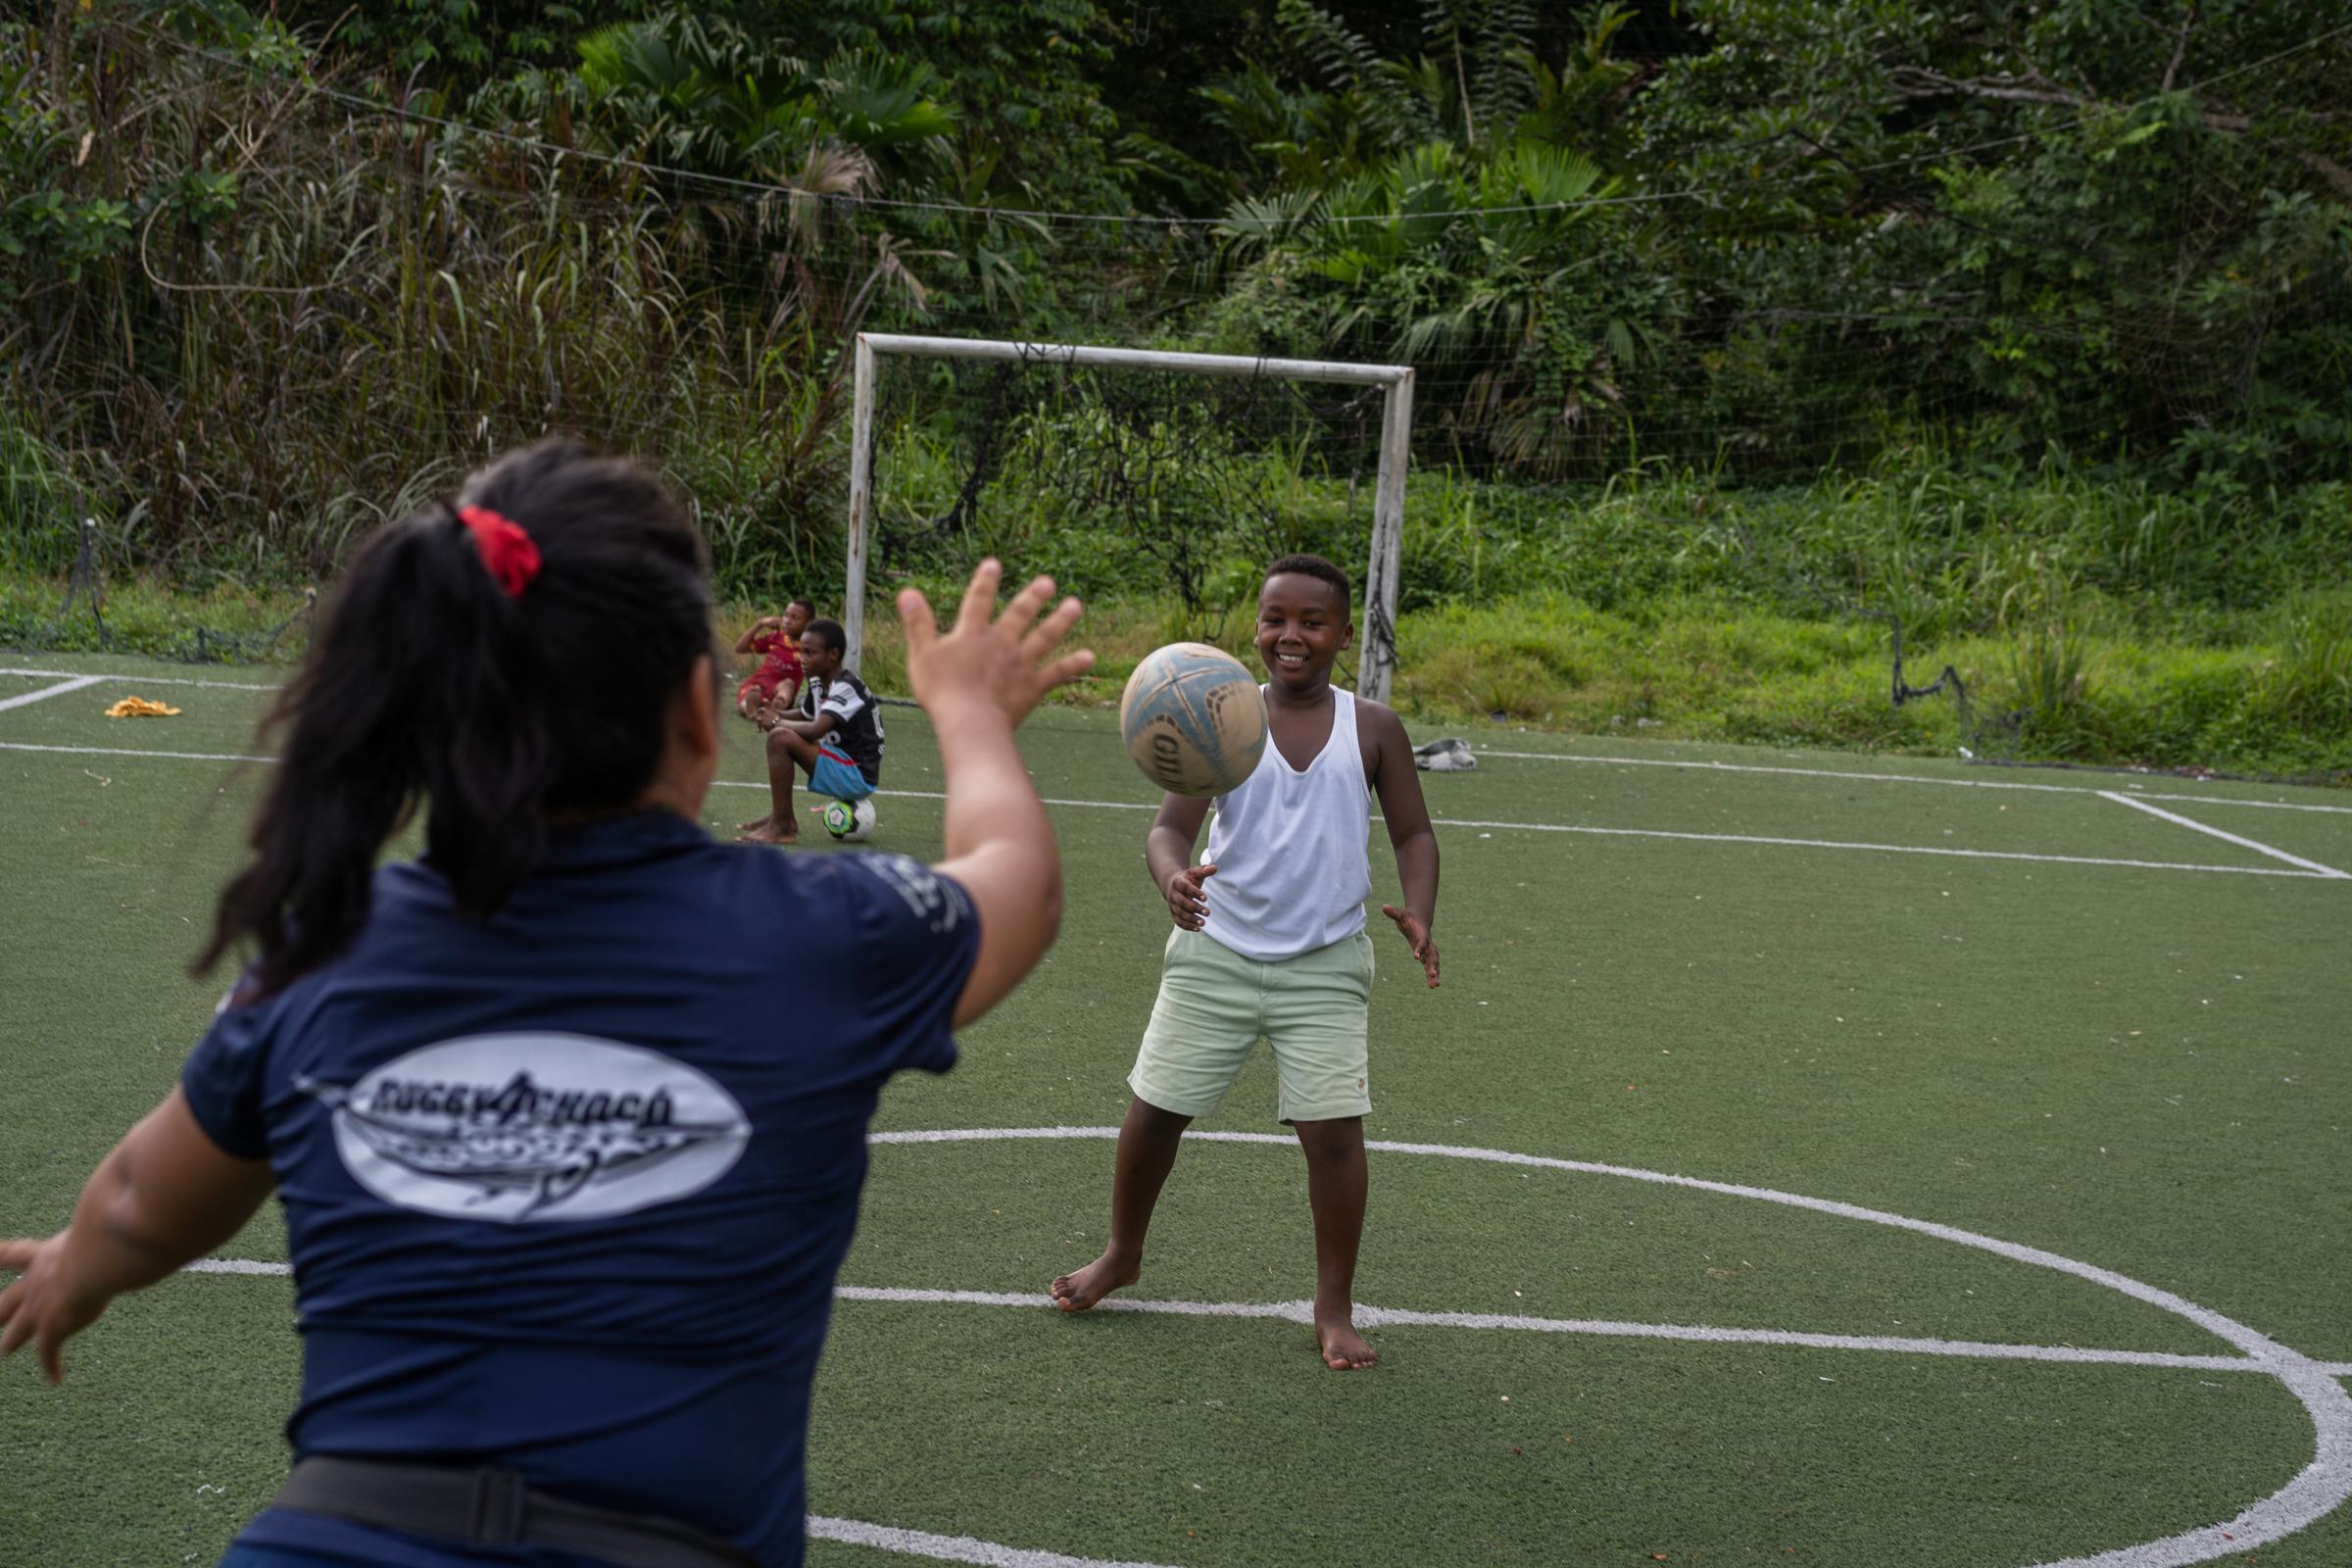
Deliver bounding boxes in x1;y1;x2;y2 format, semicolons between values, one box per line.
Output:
189;1129;2352;1568
828;1287;2338;1376
806;1516;1176;1568
2;740;2331;882
172;1262;2352;1382
862;1126;2352;1568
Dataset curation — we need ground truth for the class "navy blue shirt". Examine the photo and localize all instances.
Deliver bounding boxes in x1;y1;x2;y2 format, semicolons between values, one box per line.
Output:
179;811;978;1567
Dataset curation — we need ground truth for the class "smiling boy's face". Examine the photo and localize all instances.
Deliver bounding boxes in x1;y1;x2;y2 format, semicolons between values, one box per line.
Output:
1255;571;1352;696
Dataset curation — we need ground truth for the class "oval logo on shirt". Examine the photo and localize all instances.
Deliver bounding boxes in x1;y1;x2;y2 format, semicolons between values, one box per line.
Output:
298;1034;751;1224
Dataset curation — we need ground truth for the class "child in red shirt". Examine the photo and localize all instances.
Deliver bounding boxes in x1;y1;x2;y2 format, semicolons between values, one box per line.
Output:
734;598;814;725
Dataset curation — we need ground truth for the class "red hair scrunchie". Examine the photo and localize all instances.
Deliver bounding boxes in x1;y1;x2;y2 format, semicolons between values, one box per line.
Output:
457;505;542;599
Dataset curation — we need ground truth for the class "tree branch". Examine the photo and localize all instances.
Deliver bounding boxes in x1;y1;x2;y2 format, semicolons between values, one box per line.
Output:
1886;67;2081;111
2293;150;2352;200
1886;68;2344;188
2160;3;2199;94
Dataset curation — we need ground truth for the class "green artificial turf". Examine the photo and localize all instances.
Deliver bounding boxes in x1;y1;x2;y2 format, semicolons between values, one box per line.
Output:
2;653;2348;1567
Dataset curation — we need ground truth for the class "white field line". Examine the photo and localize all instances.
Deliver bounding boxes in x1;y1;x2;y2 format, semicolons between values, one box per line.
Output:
185;1258;289;1276
0;673;105;711
806;1517;1175;1568
2098;791;2349;879
0;740;272;763
172;1262;2352;1380
1476;746;2352;815
12;663;2345;815
0;665;280;691
833;1286;2352;1377
1413;815;2333;878
3;740;2337;881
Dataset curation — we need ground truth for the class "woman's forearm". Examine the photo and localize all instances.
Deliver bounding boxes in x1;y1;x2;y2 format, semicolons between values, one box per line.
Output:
62;1152;190;1298
61;1095;274;1298
936;708;1062;1026
939;709;1054;873
1;1092;273;1384
899;564;1091;1029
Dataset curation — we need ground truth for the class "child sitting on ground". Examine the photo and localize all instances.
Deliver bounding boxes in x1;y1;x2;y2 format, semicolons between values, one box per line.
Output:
1049;553;1442;1370
738;618;884;846
733;598;814;724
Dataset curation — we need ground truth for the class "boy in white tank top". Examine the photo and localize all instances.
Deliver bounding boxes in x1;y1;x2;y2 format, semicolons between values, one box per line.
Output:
1050;555;1442;1370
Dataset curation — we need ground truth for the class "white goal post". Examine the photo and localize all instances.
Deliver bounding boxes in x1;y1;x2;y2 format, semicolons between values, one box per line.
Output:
843;333;1415;704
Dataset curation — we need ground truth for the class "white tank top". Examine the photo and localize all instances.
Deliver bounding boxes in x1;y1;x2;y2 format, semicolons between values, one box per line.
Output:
1201;687;1372;961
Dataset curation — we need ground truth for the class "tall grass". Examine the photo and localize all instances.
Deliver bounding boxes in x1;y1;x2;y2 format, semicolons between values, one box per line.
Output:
0;17;893;596
868;428;2352;641
1385;593;2352;779
0;406;80;574
847;426;2351;774
2263;595;2352;732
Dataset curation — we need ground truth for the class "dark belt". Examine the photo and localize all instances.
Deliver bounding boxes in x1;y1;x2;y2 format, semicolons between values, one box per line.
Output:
271;1455;759;1568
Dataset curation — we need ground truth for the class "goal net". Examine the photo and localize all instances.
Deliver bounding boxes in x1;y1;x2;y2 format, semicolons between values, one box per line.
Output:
844;335;1414;704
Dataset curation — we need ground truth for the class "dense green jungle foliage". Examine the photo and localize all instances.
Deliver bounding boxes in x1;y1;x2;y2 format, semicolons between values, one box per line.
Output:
2;0;2347;767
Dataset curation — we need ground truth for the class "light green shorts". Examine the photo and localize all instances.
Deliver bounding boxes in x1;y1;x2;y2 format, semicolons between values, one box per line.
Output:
1129;926;1375;1123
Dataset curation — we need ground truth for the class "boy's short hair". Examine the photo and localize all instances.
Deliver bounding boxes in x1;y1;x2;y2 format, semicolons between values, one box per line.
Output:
804;617;848;654
788;597;816;616
1264;554;1351;616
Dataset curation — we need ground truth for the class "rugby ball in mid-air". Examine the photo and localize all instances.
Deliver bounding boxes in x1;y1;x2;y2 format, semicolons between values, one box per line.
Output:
821;797;876;842
1119;642;1268;798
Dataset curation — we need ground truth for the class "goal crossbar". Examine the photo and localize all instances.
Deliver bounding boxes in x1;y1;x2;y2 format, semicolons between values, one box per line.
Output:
844;332;1415;703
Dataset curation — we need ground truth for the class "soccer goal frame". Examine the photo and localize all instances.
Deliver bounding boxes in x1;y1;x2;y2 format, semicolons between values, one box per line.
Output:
843;333;1415;704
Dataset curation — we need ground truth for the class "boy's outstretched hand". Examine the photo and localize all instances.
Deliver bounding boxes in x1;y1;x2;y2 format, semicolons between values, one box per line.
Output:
1382;905;1440;988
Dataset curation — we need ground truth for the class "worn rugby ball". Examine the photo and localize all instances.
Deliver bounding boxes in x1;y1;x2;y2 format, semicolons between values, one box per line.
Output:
1118;642;1268;798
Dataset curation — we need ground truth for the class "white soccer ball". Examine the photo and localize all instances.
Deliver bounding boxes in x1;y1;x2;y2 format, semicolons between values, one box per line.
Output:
822;797;876;842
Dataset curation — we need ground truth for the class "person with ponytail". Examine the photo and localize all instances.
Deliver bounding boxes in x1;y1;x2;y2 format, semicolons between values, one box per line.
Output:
0;440;1092;1568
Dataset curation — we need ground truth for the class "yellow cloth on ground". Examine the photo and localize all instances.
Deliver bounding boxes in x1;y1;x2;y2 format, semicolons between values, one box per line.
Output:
103;697;182;717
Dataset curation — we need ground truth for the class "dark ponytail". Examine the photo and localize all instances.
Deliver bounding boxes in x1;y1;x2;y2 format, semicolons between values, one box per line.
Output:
198;440;712;995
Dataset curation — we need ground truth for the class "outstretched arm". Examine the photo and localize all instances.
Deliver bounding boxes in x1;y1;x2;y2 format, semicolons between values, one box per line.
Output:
1365;703;1440;987
0;1089;275;1384
900;563;1094;1028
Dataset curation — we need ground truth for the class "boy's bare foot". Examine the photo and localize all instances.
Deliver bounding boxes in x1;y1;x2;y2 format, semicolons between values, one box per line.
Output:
1315;1313;1378;1370
1050;1251;1141;1311
736;815;797;846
